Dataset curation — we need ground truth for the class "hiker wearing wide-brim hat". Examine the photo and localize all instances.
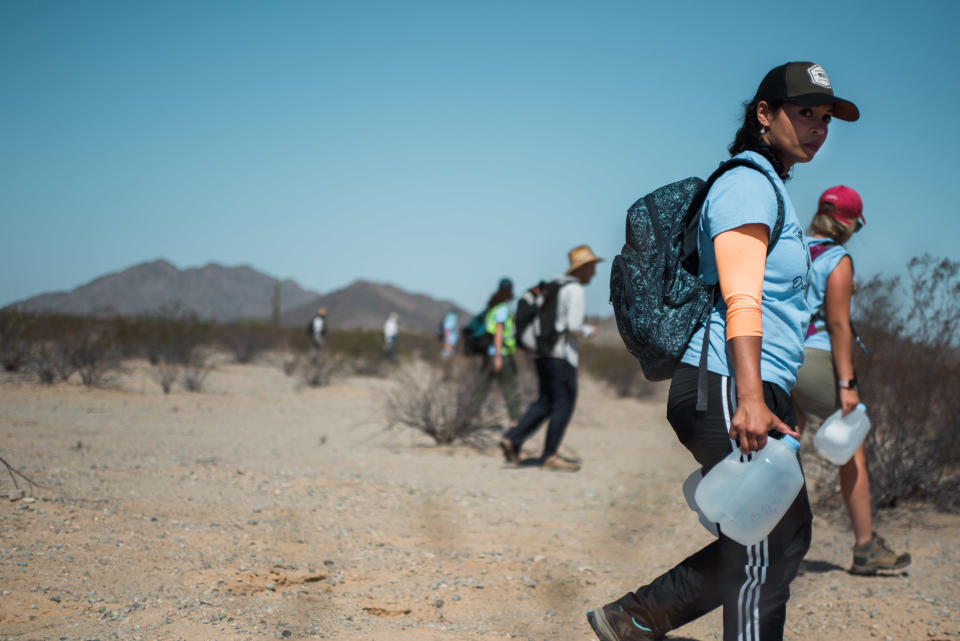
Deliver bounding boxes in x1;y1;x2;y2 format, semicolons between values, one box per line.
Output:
566;244;604;276
500;244;601;473
589;62;858;641
792;185;910;576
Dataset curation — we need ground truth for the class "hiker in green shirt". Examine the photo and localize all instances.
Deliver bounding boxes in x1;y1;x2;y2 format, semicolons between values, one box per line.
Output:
479;278;523;422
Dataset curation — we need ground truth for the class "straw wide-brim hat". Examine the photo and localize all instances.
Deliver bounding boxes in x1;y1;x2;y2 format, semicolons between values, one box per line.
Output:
566;244;604;275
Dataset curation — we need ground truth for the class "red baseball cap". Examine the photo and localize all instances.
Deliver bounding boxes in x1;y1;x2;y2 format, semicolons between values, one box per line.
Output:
819;185;865;227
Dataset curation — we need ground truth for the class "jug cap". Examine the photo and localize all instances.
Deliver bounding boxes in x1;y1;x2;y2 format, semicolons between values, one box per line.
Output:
781;435;800;451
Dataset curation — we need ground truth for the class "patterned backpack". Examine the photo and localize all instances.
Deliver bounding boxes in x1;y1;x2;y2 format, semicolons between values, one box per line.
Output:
609;158;784;408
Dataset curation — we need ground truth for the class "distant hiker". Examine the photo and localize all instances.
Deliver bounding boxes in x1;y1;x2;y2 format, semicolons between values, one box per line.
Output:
471;278;523;423
383;312;399;363
499;245;601;472
441;309;459;359
440;309;460;379
588;61;859;641
309;308;327;361
792;185;910;575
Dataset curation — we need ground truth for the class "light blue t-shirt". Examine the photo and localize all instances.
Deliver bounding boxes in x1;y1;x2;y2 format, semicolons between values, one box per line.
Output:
443;311;459;346
804;236;853;352
680;151;811;392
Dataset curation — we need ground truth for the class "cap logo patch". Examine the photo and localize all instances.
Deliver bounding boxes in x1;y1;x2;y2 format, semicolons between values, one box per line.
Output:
807;64;832;89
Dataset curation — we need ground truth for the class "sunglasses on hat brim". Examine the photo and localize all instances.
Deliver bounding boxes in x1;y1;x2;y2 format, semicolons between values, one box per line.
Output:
828;211;864;232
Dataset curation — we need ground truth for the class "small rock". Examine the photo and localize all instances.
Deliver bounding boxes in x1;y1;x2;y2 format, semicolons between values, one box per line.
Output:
8;489;26;501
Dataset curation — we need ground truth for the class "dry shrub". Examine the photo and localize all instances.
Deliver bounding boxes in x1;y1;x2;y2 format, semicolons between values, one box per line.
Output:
217;323;286;364
145;306;210;393
807;255;960;513
299;353;345;388
153;362;180;394
385;360;499;446
62;325;121;387
28;342;74;384
182;351;212;392
578;342;658;399
0;310;31;372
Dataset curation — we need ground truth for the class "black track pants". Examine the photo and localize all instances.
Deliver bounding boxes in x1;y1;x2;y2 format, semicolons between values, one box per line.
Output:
616;364;812;641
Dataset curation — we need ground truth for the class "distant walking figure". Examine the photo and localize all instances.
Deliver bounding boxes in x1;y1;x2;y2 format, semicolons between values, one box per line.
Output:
791;185;910;575
383;312;399;363
471;278;523;423
499;244;601;472
440;309;460;379
310;308;327;361
441;309;459;359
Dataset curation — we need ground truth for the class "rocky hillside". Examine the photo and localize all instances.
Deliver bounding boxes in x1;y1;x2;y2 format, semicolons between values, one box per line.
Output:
5;259;320;322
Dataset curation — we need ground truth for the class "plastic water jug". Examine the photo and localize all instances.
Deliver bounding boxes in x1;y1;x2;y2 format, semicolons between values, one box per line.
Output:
682;469;719;537
694;435;803;546
814;403;870;465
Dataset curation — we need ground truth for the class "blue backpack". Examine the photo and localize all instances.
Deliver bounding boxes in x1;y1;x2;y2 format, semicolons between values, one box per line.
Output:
461;310;492;356
609;158;784;409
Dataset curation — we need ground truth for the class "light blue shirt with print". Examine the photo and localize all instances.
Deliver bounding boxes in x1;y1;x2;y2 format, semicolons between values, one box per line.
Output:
680;151;811;392
804;237;852;353
443;311;459;346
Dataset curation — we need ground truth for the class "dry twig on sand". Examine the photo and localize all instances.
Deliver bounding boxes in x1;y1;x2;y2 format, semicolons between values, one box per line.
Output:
0;454;45;496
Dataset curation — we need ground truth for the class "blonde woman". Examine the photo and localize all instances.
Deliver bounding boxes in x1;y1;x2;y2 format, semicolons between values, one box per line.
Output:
792;185;910;575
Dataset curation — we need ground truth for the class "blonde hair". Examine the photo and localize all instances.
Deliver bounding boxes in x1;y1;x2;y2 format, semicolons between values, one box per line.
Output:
809;202;856;244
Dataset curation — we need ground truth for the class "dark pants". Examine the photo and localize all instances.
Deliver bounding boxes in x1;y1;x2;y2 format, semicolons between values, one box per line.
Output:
504;357;577;459
478;353;523;422
615;364;812;641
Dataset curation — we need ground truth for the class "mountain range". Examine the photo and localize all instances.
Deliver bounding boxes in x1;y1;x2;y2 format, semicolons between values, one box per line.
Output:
4;259;468;335
4;259;624;341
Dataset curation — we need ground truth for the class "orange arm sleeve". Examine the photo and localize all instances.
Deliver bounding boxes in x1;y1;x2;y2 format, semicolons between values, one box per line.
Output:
713;224;768;340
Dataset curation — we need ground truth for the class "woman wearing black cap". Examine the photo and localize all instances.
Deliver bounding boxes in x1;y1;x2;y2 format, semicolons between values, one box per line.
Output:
587;62;859;641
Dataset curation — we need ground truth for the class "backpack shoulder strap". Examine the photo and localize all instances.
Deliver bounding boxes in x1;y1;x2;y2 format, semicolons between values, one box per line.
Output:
706;158;786;253
692;158;786;413
808;239;836;262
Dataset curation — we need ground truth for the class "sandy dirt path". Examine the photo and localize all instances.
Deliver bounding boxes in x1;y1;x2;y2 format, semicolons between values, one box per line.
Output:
1;358;957;640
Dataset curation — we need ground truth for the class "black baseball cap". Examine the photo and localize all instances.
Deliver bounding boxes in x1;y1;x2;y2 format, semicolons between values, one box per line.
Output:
755;62;859;122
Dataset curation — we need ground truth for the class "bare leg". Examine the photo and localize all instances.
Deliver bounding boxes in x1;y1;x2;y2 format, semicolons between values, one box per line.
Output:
792;394;807;437
840;444;873;546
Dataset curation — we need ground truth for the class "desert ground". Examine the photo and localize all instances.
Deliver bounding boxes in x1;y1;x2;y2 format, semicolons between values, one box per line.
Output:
1;355;957;641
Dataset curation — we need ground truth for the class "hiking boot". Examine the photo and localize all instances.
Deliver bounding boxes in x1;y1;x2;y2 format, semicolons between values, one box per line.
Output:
850;532;911;575
586;602;661;641
542;454;581;472
499;438;520;464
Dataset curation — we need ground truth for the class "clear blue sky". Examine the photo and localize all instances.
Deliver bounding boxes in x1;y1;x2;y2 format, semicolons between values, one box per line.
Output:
2;1;958;317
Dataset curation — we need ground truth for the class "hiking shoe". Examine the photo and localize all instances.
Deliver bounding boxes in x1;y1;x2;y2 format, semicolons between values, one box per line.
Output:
542;454;581;472
499;438;520;464
586;603;661;641
850;532;911;575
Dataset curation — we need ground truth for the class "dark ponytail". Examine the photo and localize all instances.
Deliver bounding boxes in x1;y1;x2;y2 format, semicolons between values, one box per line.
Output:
728;98;789;180
485;287;513;311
